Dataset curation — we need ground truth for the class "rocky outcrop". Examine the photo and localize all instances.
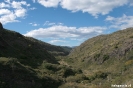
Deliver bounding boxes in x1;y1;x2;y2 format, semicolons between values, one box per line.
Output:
0;22;3;29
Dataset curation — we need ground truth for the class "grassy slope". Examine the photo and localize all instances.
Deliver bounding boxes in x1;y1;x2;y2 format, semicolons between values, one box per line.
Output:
0;28;80;88
0;57;62;88
0;28;59;67
63;27;133;88
68;27;133;65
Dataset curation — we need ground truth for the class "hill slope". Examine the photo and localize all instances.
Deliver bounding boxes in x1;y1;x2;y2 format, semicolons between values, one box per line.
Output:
68;27;133;65
63;27;133;88
0;28;59;67
0;25;81;88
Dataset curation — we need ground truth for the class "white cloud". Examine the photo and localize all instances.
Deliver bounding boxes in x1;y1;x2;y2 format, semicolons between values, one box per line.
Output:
14;8;27;17
49;39;66;44
0;9;11;15
24;25;106;46
29;23;40;26
105;14;133;29
33;24;39;26
105;16;115;21
37;0;132;17
0;0;30;24
4;0;11;3
37;0;61;7
44;21;55;26
30;7;37;10
44;21;63;26
11;1;30;9
24;25;106;39
0;13;18;24
0;2;10;8
60;0;129;17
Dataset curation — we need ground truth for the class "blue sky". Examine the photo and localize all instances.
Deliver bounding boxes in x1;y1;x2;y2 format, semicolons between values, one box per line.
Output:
0;0;133;46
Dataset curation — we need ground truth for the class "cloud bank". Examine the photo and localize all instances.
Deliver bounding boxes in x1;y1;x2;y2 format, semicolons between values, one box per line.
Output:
25;14;133;45
0;0;30;24
24;25;106;39
106;14;133;30
37;0;132;17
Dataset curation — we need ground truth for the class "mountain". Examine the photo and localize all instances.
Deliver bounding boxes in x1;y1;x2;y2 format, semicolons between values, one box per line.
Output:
25;37;72;57
63;27;133;88
0;28;59;67
0;23;133;88
0;25;81;88
61;46;73;53
68;27;133;65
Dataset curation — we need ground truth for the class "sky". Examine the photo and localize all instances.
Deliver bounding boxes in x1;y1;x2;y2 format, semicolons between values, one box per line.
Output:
0;0;133;46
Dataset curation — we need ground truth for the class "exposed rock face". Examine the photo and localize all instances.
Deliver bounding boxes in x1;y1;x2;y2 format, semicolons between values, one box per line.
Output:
0;22;3;29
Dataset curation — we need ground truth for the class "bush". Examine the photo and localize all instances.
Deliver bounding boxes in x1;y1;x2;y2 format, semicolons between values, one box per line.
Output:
41;63;59;72
103;55;109;62
94;53;101;61
88;71;108;81
114;45;118;49
94;53;100;58
63;68;75;78
74;68;83;74
129;35;133;38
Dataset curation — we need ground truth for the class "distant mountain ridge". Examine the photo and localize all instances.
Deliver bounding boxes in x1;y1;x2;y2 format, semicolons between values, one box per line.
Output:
25;37;72;57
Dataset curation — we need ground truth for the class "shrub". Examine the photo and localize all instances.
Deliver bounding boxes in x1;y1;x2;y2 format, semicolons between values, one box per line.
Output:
74;68;83;74
88;71;108;81
94;53;101;61
63;68;75;78
129;35;133;38
94;53;100;58
114;45;118;49
103;55;109;62
41;63;59;72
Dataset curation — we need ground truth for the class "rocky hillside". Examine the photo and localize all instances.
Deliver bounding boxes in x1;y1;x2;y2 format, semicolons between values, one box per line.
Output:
62;27;133;88
68;27;133;65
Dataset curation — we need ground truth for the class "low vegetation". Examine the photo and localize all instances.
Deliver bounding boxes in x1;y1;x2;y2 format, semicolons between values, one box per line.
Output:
0;25;133;88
